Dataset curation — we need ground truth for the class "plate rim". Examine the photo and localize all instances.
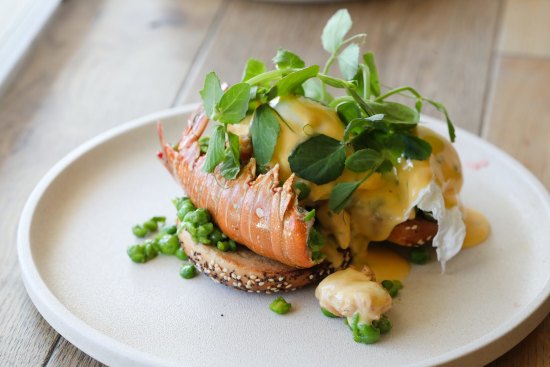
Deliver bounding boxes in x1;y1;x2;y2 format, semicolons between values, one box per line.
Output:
17;105;550;367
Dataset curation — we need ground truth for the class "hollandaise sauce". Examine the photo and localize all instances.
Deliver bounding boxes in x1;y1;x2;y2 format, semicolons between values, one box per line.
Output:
353;247;411;282
462;207;490;248
229;96;489;277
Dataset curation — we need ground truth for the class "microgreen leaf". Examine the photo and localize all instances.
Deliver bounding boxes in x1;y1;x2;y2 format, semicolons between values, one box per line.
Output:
321;9;352;53
203;125;225;173
365;101;419;125
250;105;281;166
269;65;319;98
288;134;346;185
241;58;267;83
345;149;384;172
329;181;361;213
220;131;241;179
394;133;432;160
337;43;360;80
216;83;251;124
303;78;333;104
423;98;456;142
200;72;223;119
363;52;380;97
336;101;363;126
273;49;305;69
343;114;385;141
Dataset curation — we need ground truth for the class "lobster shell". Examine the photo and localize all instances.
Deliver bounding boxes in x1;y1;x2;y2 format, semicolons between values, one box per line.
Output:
158;106;315;268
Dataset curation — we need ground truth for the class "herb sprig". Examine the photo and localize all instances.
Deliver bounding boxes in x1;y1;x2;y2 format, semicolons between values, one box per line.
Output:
199;8;456;212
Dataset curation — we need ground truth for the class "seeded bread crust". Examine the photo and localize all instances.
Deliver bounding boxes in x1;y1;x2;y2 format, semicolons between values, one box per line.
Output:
178;229;351;294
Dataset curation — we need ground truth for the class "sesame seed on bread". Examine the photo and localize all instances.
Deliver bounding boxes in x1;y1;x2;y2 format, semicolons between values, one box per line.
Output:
178;228;351;294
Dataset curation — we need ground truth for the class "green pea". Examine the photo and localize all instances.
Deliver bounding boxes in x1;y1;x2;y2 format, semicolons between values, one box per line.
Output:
173;197;191;210
178;203;196;221
132;225;148;238
151;216;166;223
180;264;197;279
410;247;430;264
321;307;338;318
381;279;403;298
269;296;292;315
187;208;210;225
144;241;159;260
353;323;381;344
217;241;229;251
175;247;188;261
159;235;179;255
163;225;177;235
228;239;237;251
196;208;211;225
373;315;392;334
196;223;214;237
183;222;197;236
127;245;146;263
209;228;224;243
143;220;158;232
197;236;211;245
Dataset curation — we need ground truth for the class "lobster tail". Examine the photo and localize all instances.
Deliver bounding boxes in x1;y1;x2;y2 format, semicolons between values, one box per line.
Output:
158;108;316;268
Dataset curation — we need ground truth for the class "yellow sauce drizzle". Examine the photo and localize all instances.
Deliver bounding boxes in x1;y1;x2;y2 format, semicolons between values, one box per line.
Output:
462;207;490;248
352;246;411;282
229;96;487;279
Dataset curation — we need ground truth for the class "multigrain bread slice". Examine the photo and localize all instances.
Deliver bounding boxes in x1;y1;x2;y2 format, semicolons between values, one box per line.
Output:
178;228;351;293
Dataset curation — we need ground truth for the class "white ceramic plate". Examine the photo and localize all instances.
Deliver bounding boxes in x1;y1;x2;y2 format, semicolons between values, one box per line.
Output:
18;105;550;367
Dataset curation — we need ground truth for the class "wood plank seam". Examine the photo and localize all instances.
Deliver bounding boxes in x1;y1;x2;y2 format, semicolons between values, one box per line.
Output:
498;52;550;61
41;334;61;367
171;0;229;107
479;0;506;137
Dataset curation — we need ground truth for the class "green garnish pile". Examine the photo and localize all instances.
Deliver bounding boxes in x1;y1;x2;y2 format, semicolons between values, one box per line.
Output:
381;279;404;298
321;279;402;344
174;197;237;252
126;208;196;279
346;313;392;344
127;216;180;263
199;9;455;213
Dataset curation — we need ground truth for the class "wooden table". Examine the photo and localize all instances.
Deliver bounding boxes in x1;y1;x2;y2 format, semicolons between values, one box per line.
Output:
1;0;548;365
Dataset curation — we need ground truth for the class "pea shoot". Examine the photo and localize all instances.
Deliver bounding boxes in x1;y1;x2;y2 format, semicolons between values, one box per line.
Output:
304;209;316;221
270;297;292;315
198;8;456;213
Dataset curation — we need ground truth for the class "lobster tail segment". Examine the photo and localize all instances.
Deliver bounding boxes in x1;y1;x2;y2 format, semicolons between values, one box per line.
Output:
159;107;317;269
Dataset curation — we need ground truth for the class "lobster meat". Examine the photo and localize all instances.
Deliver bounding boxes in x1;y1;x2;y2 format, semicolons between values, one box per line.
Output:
158;106;316;269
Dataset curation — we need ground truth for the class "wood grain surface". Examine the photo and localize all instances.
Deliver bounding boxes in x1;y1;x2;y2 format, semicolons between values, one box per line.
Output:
0;0;548;366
